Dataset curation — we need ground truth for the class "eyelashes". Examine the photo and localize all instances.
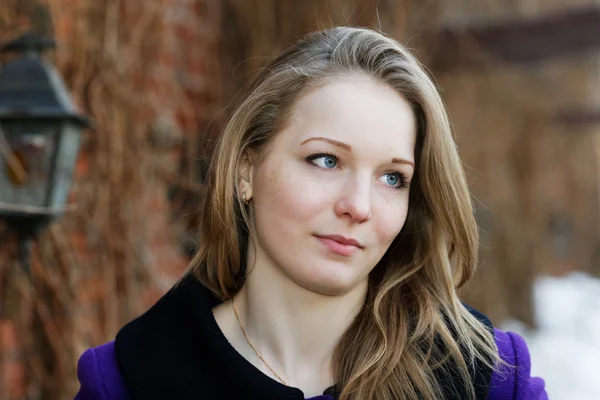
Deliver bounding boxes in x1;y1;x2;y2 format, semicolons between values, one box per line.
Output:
306;153;339;169
381;172;409;189
305;153;410;189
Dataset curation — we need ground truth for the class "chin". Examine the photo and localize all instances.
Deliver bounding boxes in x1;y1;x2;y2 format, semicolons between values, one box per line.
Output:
293;268;367;297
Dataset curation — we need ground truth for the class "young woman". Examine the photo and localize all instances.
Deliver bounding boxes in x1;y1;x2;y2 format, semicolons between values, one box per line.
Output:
75;27;547;399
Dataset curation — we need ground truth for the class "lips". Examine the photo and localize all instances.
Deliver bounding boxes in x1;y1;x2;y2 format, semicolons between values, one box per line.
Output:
315;234;364;256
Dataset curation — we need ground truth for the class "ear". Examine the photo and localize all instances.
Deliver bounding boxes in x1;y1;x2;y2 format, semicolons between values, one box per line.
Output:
238;152;255;202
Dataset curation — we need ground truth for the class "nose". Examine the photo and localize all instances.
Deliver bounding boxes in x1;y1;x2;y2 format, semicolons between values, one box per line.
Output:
334;173;372;222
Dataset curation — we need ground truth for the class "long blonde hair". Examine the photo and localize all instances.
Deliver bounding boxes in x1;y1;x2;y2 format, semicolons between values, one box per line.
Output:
190;26;499;399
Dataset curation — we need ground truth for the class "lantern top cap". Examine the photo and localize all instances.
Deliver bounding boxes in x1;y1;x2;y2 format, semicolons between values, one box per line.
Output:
0;33;92;128
0;32;56;55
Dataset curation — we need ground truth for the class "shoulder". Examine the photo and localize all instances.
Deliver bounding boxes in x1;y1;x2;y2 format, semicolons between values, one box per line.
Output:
488;328;548;400
74;341;130;400
461;305;548;399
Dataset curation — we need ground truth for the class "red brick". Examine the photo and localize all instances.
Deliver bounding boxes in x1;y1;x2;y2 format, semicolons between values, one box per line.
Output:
75;153;90;178
185;53;208;76
6;362;26;398
159;51;176;69
54;13;73;40
0;320;17;350
70;233;87;253
174;24;196;43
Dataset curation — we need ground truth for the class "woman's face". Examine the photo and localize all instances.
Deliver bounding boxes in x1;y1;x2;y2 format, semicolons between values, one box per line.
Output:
243;74;416;296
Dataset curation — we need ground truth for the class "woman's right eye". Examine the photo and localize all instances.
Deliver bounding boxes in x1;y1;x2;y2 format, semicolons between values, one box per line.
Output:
307;154;338;169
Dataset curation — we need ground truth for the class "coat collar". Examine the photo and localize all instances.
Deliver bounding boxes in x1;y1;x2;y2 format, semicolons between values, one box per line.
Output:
115;274;314;400
114;274;492;400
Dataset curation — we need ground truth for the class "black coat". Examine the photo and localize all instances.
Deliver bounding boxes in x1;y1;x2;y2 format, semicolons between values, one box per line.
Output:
114;275;494;399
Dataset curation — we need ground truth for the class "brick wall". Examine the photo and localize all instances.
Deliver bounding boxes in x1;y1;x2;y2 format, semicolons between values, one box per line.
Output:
0;1;221;398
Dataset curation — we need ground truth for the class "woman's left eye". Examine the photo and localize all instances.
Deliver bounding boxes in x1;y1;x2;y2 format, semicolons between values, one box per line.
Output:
307;154;338;169
379;173;407;189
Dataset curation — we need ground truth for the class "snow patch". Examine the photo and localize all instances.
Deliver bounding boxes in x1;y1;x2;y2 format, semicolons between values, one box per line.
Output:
502;272;600;400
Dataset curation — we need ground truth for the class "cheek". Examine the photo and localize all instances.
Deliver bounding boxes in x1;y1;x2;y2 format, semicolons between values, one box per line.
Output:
253;161;327;238
373;198;409;246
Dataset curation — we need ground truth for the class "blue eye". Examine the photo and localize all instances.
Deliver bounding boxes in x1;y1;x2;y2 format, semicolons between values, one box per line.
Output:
380;173;407;189
307;154;338;169
385;174;399;186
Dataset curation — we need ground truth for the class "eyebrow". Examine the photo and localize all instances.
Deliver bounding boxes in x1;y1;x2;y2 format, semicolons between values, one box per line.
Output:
301;136;415;168
391;158;415;168
300;137;351;151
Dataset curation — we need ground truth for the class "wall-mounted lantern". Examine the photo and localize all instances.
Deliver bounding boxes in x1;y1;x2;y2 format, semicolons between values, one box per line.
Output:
0;33;91;269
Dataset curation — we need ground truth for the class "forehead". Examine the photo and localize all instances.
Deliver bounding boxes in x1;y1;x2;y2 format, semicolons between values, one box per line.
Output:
277;74;416;160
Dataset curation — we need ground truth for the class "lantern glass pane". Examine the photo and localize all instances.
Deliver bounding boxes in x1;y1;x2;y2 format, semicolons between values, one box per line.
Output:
48;122;82;209
0;120;58;213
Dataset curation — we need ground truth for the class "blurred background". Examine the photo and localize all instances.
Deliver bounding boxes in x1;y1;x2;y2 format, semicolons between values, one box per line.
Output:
0;0;599;399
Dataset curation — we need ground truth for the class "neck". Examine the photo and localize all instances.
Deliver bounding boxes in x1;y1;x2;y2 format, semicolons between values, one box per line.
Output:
233;258;367;395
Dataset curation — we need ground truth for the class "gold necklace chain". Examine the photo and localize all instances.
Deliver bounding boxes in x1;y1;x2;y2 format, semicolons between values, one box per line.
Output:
231;299;289;386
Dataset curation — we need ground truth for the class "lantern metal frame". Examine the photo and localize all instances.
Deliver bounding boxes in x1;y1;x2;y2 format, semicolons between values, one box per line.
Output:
0;33;92;270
